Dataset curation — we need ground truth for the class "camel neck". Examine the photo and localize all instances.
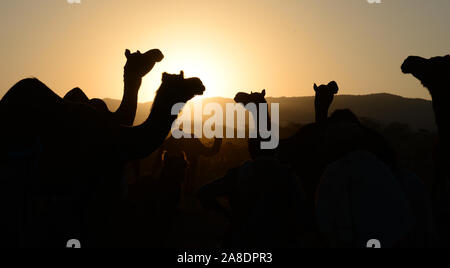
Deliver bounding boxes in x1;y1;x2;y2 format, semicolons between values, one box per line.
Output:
114;77;142;126
314;97;329;124
141;87;179;137
250;102;271;140
118;89;181;161
315;106;328;124
431;94;450;145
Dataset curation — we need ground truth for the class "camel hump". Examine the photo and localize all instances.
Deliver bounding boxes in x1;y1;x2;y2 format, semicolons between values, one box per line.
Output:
1;78;60;108
64;87;89;103
89;98;109;112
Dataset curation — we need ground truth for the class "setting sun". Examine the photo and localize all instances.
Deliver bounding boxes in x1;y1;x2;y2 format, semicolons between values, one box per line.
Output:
143;47;225;101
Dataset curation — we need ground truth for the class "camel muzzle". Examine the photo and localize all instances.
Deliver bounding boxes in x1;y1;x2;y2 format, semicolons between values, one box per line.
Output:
402;56;427;74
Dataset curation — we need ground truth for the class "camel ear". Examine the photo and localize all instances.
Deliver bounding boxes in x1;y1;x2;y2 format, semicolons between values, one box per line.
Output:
262;89;266;97
328;81;339;94
313;83;318;92
125;49;131;59
162;72;169;82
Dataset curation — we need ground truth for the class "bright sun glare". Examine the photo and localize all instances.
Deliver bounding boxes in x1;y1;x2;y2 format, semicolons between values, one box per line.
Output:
142;49;226;102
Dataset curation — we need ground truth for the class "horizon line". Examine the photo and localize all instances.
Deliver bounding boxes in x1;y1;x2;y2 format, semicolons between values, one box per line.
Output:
102;92;432;104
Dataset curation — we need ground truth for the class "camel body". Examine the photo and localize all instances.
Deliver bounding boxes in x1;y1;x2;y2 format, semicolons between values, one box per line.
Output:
402;55;450;245
0;70;204;247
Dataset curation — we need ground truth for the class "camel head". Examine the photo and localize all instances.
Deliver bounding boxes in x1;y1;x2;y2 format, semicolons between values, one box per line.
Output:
314;81;339;123
124;48;164;79
156;71;205;105
402;55;450;95
314;81;339;106
234;89;267;106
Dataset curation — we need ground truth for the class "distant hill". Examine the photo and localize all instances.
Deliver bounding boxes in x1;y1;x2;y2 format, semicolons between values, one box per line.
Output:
104;93;436;131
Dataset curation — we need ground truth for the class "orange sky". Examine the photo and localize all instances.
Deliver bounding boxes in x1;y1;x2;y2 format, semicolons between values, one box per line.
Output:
1;0;449;102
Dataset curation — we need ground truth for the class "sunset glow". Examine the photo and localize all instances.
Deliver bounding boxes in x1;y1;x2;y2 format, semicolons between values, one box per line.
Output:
1;0;450;102
144;47;225;100
2;0;450;250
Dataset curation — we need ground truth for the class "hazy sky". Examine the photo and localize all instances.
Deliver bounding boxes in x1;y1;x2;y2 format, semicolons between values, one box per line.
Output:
1;0;449;102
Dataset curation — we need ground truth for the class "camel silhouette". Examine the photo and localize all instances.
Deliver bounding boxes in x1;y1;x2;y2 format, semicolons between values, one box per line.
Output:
64;49;164;126
402;55;450;185
314;81;339;124
401;56;450;137
0;69;205;247
275;82;399;232
155;135;222;194
234;89;267;105
199;89;309;248
197;90;270;219
199;84;340;239
63;49;164;196
234;89;275;159
276;82;341;204
311;109;436;247
402;55;450;245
